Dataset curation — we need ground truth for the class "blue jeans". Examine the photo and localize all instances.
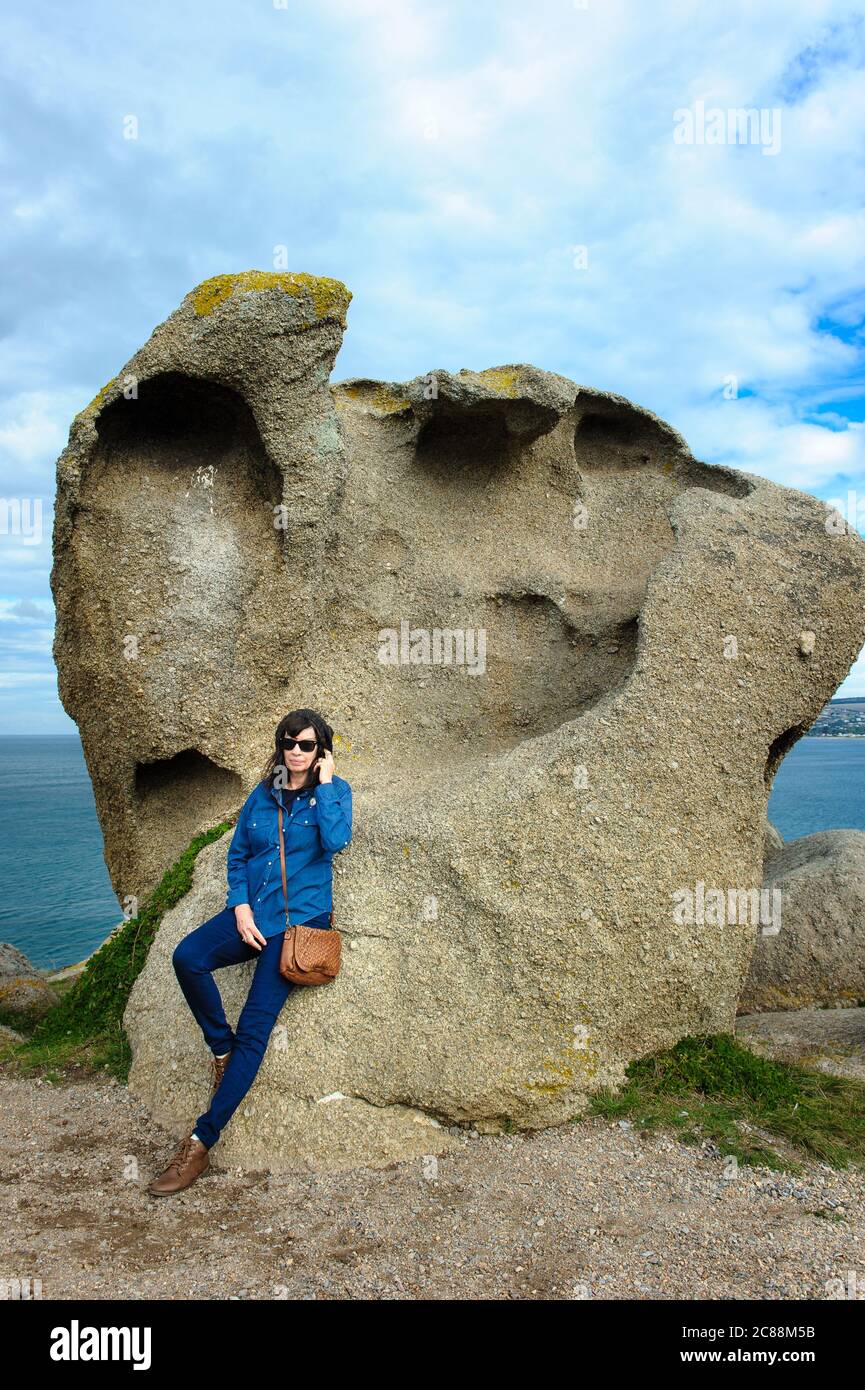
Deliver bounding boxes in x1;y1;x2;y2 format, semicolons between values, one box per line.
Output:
172;906;327;1149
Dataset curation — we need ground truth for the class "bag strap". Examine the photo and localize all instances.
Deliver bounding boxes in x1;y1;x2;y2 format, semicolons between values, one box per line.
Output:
277;804;290;932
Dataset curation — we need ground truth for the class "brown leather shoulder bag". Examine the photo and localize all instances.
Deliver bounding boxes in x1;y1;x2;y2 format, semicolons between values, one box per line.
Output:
277;803;342;985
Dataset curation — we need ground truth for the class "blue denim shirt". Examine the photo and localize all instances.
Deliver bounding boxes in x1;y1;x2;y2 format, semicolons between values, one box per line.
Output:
225;774;352;938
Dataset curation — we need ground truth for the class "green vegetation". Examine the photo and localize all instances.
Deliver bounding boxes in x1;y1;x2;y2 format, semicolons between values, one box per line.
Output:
588;1033;865;1173
0;821;231;1085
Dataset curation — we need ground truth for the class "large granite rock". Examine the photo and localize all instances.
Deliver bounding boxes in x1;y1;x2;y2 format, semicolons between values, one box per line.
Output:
51;271;865;1170
740;830;865;1013
0;943;59;1017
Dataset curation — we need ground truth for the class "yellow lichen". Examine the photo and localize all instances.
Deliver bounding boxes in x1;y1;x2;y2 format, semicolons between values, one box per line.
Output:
370;386;411;415
477;367;521;398
189;271;352;326
332;382;411;416
525;1058;575;1096
524;1016;599;1094
545;1058;574;1078
76;376;119;421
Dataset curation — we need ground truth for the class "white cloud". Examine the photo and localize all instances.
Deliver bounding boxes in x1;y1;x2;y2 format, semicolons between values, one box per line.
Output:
0;598;53;622
836;646;865;698
321;0;440;67
0;393;76;476
0;670;57;688
2;0;865;717
677;400;865;490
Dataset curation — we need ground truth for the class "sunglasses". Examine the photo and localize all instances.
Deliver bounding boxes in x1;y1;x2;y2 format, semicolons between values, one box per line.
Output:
281;737;318;752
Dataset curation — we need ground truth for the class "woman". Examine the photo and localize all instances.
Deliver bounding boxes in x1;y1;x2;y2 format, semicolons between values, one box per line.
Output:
148;708;352;1196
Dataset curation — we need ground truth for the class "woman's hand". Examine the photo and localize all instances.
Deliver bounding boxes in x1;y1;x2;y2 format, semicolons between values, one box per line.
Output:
234;904;266;951
315;748;335;783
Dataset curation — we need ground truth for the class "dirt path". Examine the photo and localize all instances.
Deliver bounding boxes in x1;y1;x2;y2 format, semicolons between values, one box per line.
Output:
1;1070;863;1300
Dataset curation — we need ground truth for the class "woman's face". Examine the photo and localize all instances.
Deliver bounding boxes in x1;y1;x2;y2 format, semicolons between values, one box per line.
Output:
282;724;319;779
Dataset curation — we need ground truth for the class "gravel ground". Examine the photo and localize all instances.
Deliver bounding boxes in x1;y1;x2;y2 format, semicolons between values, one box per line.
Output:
1;1069;863;1301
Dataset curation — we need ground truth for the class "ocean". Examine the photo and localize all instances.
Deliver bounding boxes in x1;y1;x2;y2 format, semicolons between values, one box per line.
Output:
0;734;862;973
0;736;130;974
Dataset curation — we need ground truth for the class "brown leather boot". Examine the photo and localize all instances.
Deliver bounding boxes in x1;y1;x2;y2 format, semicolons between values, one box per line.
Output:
148;1132;210;1196
210;1049;232;1100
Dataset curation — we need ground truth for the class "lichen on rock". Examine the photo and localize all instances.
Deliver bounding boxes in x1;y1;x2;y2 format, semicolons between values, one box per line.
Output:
188;270;352;326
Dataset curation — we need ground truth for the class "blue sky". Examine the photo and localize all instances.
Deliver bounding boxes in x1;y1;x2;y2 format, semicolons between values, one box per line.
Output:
2;0;864;733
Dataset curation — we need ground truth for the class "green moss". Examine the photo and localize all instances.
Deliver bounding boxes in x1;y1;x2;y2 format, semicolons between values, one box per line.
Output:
0;819;233;1084
189;271;352;326
588;1033;865;1173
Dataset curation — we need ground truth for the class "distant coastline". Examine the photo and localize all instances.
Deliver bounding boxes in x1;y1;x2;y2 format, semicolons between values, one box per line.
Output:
805;734;865;738
805;696;865;739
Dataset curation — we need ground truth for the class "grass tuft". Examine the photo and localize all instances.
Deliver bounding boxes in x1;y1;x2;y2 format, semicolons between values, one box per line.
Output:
0;821;231;1085
588;1033;865;1173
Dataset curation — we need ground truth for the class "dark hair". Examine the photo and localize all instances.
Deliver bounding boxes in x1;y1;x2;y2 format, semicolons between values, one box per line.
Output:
259;708;334;793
